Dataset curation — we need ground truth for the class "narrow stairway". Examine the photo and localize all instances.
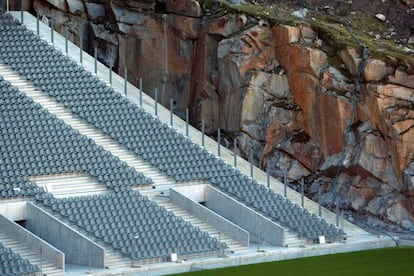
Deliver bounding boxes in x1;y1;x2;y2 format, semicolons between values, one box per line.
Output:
150;196;249;255
0;230;64;275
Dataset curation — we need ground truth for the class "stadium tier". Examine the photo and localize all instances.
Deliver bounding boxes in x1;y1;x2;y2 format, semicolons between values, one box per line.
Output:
38;190;225;260
0;241;40;276
0;76;151;197
0;9;343;269
0;70;226;261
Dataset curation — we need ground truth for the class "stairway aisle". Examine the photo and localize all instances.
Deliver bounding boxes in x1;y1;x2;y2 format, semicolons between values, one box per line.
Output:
0;63;177;194
0;230;64;275
151;196;249;254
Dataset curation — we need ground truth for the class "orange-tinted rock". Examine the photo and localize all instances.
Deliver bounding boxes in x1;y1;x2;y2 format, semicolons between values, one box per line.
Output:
44;0;67;11
200;97;220;133
388;68;414;89
275;44;327;77
120;14;198;111
300;25;317;44
366;84;414;179
217;26;277;132
322;66;354;93
364;58;395;81
168;15;200;39
312;93;352;155
348;129;388;180
280;65;350;156
240;85;265;139
338;47;361;77
208;15;247;37
165;0;201;18
272;24;301;47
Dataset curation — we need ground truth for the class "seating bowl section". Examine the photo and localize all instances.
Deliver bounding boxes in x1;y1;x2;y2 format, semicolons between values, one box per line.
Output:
36;190;226;260
0;76;226;260
0;12;342;242
0;77;151;199
0;242;40;276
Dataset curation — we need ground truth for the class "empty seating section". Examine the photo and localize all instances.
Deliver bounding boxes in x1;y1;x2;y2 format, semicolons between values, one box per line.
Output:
214;175;341;240
0;242;40;276
0;11;342;242
0;76;151;198
38;190;225;260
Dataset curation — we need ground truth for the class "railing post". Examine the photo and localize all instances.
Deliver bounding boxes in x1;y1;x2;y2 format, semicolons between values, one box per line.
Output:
109;64;112;85
124;67;127;96
155;88;158;117
185;108;189;136
50;18;54;45
79;35;83;64
318;186;322;217
233;139;237;168
250;149;253;178
170;98;174;127
36;13;39;35
139;78;142;107
65;26;68;54
20;0;23;24
201;119;205;147
336;198;339;227
267;165;270;188
217;129;221;157
301;177;304;208
94;46;97;75
284;170;287;198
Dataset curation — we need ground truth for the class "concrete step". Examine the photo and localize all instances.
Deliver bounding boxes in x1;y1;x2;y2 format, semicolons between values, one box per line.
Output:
34;204;133;270
31;173;108;198
0;63;178;193
0;229;64;275
284;230;311;247
152;198;249;254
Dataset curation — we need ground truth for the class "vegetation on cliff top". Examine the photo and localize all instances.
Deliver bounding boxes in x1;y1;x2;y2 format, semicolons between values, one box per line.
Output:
200;0;414;72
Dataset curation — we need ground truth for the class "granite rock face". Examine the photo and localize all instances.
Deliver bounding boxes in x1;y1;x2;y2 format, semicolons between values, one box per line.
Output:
33;0;414;228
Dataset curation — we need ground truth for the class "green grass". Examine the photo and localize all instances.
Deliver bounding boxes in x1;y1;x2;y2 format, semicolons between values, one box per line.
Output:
177;247;414;275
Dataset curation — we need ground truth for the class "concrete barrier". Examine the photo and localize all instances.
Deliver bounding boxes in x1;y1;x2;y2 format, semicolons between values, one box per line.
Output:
170;185;250;247
205;185;285;246
0;213;65;270
26;202;105;268
398;239;414;247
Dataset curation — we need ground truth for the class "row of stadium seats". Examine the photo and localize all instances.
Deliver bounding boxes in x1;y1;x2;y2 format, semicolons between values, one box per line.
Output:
35;190;226;260
0;11;342;242
0;77;151;198
0;242;40;276
0;57;226;262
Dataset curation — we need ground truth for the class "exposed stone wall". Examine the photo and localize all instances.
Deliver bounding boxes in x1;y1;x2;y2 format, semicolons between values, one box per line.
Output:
32;0;414;230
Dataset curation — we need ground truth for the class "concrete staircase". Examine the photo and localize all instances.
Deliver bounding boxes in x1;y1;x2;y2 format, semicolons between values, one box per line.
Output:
151;196;249;254
0;230;64;275
30;173;108;198
32;202;132;271
0;63;177;191
284;229;311;248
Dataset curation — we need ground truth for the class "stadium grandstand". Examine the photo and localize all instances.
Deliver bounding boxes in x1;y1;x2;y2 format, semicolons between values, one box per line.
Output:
0;9;396;276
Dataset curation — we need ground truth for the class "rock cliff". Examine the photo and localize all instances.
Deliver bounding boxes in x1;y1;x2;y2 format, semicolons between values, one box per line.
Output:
30;0;414;231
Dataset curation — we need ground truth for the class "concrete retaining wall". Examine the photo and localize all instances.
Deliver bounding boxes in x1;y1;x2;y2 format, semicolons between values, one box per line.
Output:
0;201;27;221
26;202;105;268
170;185;250;247
0;213;65;270
205;186;285;246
